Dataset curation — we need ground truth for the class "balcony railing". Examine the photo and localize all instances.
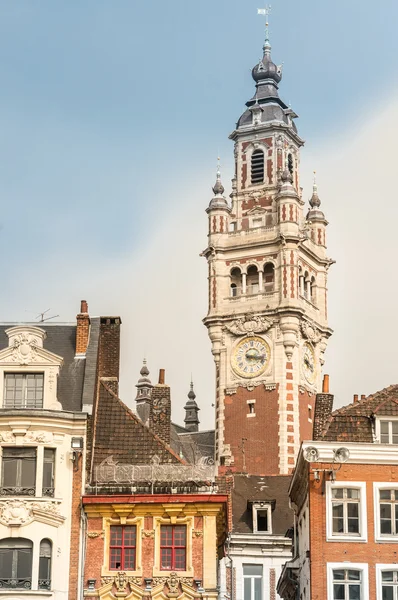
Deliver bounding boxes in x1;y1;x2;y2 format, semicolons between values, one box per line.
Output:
0;487;35;496
39;579;51;590
230;285;275;298
42;487;55;498
0;578;32;589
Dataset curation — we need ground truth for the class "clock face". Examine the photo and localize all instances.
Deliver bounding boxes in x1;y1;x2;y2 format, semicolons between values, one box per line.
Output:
231;336;270;379
302;343;316;385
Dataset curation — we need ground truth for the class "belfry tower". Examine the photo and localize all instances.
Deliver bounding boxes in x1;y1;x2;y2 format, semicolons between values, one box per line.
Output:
202;18;333;475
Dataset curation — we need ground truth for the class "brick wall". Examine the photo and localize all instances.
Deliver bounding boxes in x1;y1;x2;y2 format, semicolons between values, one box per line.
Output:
313;393;334;440
68;455;84;600
98;317;121;392
149;376;171;447
299;389;315;443
223;385;280;475
309;463;398;600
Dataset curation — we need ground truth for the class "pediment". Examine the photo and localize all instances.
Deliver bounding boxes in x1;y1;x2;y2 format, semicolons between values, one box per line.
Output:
247;206;267;215
0;340;63;367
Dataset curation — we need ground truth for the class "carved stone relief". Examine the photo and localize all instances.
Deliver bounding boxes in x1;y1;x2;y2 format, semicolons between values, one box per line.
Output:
300;320;322;344
0;430;53;444
101;572;142;591
0;499;65;527
224;313;273;337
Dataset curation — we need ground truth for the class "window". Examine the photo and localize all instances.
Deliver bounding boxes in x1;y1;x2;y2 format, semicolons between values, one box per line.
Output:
0;538;33;589
247;401;255;417
243;565;262;600
253;218;262;228
326;482;367;542
39;539;52;590
1;448;36;496
230;268;242;298
328;564;368;600
380;571;398;600
42;449;55;497
263;263;275;292
109;526;136;571
332;569;362;600
252;503;272;534
4;373;44;409
380;421;398;444
379;489;398;536
332;488;360;535
251;150;264;184
160;525;186;571
247;265;259;295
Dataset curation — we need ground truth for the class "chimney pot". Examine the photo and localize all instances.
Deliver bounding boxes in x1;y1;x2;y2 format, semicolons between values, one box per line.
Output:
361;394;366;401
159;369;165;385
80;300;88;314
322;374;330;394
354;394;359;403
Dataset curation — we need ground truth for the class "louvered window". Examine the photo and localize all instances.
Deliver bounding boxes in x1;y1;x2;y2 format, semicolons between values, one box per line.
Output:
251;150;264;184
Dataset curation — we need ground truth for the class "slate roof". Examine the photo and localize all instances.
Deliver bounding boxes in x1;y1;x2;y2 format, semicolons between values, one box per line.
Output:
320;384;398;442
176;430;215;464
231;474;293;536
90;380;184;481
0;322;100;412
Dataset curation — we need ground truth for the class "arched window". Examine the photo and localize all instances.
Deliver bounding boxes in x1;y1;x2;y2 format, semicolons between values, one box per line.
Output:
39;539;52;590
298;267;304;297
263;263;275;293
247;265;259;294
288;153;294;175
304;271;310;300
251;150;265;184
230;268;242;298
0;538;33;589
310;277;316;304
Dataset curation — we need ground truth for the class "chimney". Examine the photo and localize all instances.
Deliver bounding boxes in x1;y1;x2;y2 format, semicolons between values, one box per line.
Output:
98;316;122;396
76;300;90;356
353;394;359;403
149;369;171;446
313;374;334;440
361;394;366;401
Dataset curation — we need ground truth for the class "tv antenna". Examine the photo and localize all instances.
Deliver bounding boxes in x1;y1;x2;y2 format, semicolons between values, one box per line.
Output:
35;309;59;323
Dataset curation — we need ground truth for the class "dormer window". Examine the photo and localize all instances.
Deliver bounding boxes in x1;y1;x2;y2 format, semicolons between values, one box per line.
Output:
4;373;44;409
380;420;398;444
251;501;272;534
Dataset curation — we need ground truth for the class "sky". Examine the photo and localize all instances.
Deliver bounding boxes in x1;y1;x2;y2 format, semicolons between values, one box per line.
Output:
0;0;398;430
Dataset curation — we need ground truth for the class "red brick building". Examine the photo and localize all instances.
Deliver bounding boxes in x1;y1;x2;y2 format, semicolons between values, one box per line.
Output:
82;336;227;600
278;384;398;600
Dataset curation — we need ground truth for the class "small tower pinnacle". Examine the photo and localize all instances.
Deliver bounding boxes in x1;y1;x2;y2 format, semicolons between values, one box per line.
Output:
212;157;225;197
135;359;153;425
309;171;321;208
184;380;200;433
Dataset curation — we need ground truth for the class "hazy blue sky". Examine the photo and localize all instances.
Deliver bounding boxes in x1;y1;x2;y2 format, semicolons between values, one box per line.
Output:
1;0;398;429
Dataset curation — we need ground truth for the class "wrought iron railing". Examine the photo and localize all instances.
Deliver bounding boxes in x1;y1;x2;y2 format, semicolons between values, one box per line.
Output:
0;487;35;496
42;487;55;497
39;579;51;590
0;578;32;589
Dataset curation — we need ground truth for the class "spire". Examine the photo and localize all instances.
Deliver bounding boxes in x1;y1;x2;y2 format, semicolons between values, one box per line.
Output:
257;4;272;57
309;171;321;208
212;157;225;197
306;171;326;221
277;155;298;199
135;358;153;424
252;5;282;88
184;379;200;432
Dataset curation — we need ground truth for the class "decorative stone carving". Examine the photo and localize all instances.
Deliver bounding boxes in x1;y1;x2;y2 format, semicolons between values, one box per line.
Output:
264;383;277;391
87;531;104;539
101;572;142;592
0;499;65;527
10;332;39;365
224;313;273;337
192;530;203;538
0;431;15;443
24;431;53;444
300;320;322;344
151;397;168;424
152;573;193;594
142;529;155;538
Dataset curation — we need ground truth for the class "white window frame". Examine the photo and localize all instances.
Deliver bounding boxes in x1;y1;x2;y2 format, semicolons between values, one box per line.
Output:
242;564;263;600
373;483;398;543
375;417;398;444
327;563;369;600
252;502;272;534
376;564;398;600
326;481;367;542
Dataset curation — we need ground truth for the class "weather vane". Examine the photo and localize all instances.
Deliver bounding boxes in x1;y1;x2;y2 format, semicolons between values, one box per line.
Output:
257;4;271;53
